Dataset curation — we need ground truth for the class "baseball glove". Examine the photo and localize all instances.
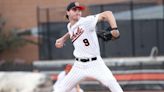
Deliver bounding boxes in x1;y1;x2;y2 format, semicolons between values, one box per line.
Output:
97;27;120;41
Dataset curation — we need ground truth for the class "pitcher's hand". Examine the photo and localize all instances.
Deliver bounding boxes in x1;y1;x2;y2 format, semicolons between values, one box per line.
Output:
55;38;65;48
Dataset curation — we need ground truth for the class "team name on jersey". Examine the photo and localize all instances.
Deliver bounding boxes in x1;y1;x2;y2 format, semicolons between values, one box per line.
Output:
71;27;84;43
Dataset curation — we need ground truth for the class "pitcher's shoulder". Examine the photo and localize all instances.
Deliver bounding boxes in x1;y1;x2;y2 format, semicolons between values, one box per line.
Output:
80;15;95;22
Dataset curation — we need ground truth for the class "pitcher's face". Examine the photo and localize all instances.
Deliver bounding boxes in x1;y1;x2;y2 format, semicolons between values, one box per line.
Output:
67;8;82;21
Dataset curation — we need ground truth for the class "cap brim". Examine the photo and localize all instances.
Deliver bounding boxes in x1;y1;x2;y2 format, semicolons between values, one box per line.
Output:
73;6;85;11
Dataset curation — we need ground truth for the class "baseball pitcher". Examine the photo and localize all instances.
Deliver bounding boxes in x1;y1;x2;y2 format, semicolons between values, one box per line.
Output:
55;2;123;92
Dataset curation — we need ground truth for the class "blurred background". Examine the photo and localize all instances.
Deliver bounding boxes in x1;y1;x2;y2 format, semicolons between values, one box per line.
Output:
0;0;164;92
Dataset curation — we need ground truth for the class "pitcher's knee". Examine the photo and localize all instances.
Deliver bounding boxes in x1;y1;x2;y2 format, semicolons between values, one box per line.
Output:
55;87;71;92
101;78;118;87
101;79;123;92
54;89;65;92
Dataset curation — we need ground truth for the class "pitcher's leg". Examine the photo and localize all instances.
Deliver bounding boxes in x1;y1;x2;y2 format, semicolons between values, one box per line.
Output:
100;70;123;92
88;59;123;92
55;66;85;92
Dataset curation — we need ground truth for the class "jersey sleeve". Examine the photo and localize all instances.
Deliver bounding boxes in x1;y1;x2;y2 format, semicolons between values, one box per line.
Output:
67;23;73;38
85;14;100;30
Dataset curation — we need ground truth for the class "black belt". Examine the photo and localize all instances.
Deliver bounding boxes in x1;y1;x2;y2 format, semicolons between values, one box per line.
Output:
75;57;97;62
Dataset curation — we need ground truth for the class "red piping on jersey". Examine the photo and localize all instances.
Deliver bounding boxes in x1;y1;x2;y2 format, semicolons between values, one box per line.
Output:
71;27;84;43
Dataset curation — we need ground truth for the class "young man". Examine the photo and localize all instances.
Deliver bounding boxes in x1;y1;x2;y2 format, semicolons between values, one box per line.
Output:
53;64;83;92
55;2;123;92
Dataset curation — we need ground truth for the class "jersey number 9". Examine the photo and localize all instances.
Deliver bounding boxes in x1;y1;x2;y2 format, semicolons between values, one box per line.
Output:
83;39;90;46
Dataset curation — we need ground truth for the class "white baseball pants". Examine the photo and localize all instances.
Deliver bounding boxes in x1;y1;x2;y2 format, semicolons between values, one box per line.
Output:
54;56;123;92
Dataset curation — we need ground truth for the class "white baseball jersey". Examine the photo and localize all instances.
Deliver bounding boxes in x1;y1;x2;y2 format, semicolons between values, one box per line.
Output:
55;14;123;92
67;14;100;58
